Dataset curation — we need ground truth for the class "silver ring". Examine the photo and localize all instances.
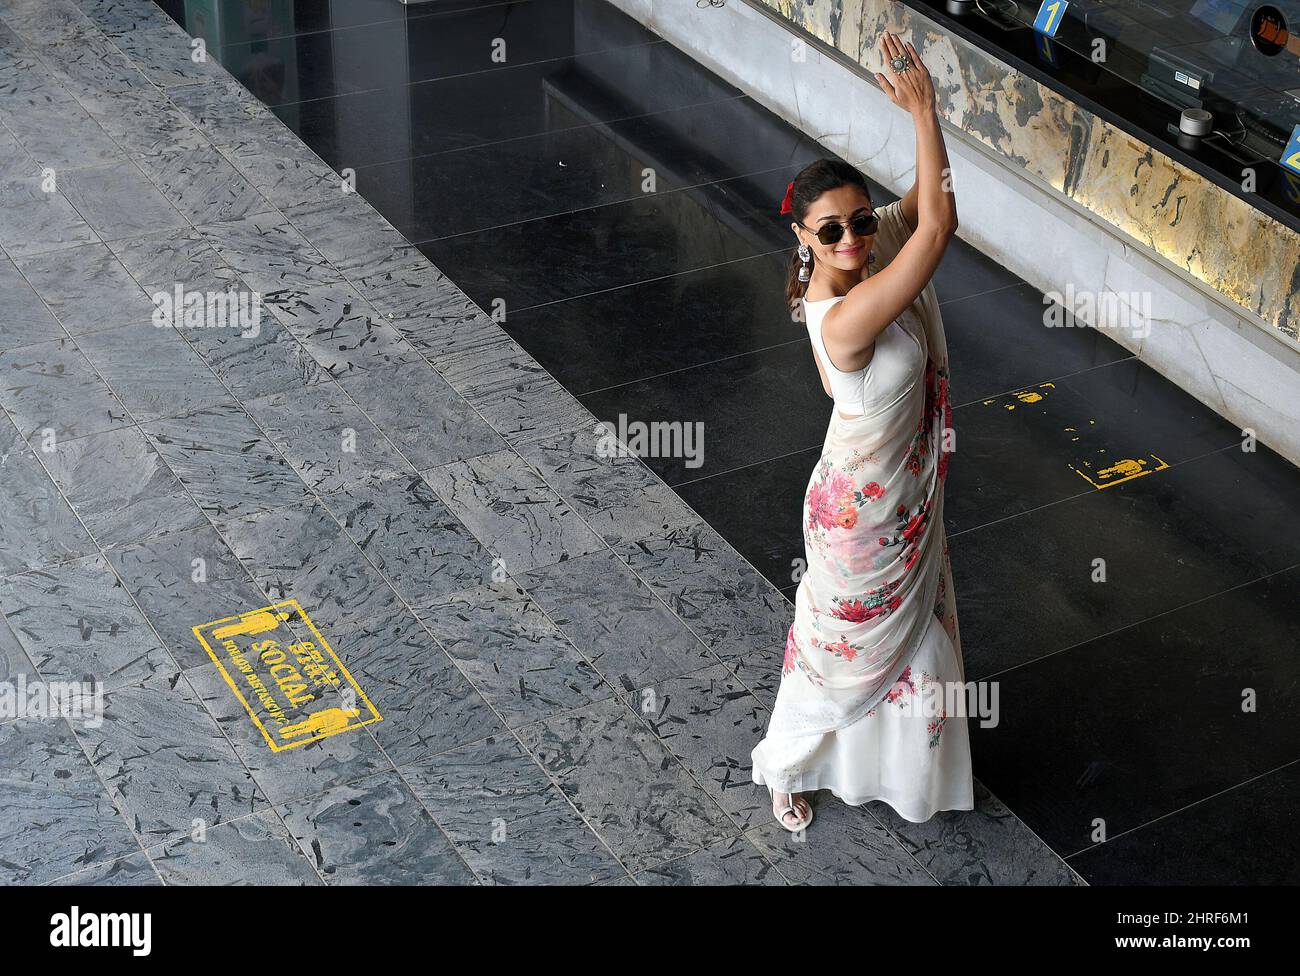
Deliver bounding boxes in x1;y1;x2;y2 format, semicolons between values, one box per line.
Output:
890;55;912;73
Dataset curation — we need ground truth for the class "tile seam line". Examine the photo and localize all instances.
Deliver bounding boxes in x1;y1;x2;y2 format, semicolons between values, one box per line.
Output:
499;422;797;643
403;157;809;245
152;0;552;51
1061;756;1300;863
577;337;1137;415
945;437;1255;543
495;256;1024;320
331;507;638;882
245;35;670;112
0;269;1027;406
62;63;530;575
44;701;608;885
0;604;134;886
401;719;647;885
46;711;595;883
1;19;172;122
341;91;753;172
132;305;491;884
737;816;940;887
37;804;287;887
622;836;780;886
859;774;1083;887
670;444;822;492
859;801;946;887
12;374;1258;883
276;492;636;885
498;250;792;317
946;354;1143;410
974;558;1300;687
525;412;810;612
398;666;632;883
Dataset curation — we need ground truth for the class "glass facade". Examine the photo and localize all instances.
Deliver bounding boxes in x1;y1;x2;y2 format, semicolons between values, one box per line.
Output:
908;0;1300;228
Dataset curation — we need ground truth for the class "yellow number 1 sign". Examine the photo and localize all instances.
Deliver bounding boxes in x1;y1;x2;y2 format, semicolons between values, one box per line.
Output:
1034;0;1069;37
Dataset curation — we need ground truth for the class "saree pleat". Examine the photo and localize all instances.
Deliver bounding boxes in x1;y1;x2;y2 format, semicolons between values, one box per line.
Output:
751;201;973;823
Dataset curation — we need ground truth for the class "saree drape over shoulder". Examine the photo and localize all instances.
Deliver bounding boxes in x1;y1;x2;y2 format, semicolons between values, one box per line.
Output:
751;201;973;823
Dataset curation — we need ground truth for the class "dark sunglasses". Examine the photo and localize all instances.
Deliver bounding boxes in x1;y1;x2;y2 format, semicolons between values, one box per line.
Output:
802;211;878;246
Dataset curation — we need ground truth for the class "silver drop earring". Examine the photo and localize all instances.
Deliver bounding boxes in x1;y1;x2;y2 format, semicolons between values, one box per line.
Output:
797;243;811;282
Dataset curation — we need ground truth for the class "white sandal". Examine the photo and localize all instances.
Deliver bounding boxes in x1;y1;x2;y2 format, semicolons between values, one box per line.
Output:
771;790;813;832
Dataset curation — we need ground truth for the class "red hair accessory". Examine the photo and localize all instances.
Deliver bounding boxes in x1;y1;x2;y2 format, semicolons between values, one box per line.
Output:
779;180;794;215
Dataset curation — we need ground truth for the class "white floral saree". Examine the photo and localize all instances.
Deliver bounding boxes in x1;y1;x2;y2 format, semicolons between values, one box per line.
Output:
751;201;973;823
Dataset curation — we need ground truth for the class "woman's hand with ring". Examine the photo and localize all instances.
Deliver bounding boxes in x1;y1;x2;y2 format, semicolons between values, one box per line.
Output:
874;31;935;118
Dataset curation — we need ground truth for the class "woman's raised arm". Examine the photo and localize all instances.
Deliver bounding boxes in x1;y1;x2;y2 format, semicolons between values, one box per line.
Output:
823;33;957;365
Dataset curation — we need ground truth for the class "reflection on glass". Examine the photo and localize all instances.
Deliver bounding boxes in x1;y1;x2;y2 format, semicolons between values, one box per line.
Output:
979;1;1300;151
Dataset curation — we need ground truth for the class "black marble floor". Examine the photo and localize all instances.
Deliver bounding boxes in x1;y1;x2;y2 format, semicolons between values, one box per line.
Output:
0;0;1293;886
176;0;1300;884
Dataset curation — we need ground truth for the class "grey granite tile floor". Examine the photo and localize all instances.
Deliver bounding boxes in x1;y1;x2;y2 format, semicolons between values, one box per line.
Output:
0;0;1077;886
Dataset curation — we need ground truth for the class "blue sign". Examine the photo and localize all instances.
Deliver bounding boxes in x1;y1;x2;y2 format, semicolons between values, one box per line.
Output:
1281;123;1300;176
1033;0;1069;37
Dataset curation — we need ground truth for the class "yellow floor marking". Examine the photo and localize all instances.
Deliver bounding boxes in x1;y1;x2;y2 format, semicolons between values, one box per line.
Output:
982;388;1167;490
193;599;380;752
1069;454;1170;489
983;382;1055;411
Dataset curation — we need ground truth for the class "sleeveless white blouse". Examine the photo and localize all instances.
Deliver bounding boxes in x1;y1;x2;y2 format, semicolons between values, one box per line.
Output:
803;296;924;416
